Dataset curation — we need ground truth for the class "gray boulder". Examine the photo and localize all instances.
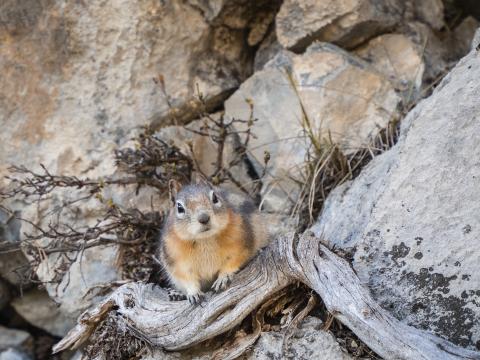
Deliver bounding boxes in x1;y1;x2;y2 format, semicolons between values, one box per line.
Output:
312;49;480;349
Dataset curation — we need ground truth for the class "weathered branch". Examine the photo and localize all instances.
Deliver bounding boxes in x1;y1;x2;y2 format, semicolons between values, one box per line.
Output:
53;233;480;360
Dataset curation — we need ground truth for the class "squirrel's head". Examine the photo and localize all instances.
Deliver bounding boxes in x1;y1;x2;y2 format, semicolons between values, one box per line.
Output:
168;178;230;241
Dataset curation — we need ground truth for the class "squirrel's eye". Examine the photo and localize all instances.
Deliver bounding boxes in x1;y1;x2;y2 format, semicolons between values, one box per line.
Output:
176;202;185;214
211;191;220;205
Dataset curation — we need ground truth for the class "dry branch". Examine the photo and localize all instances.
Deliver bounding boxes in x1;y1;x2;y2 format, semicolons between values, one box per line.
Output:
53;233;480;360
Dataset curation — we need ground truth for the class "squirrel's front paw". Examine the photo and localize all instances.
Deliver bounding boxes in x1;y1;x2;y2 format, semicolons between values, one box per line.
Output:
212;273;234;292
187;292;204;305
167;288;186;301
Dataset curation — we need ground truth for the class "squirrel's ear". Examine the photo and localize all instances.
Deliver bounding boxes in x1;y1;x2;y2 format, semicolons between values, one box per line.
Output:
168;179;181;204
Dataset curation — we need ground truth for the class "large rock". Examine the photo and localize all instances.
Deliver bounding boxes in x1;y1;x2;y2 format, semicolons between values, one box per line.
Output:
312;49;480;349
0;0;275;184
11;289;75;337
250;317;352;360
275;0;405;51
225;43;399;212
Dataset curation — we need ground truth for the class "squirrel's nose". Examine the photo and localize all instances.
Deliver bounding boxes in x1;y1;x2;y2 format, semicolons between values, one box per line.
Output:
197;212;210;225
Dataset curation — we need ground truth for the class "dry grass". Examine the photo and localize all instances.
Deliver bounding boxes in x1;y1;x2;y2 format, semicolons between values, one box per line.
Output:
290;103;401;233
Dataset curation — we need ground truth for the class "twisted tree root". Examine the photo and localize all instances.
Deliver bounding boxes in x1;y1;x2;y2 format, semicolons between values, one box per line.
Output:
53;233;480;360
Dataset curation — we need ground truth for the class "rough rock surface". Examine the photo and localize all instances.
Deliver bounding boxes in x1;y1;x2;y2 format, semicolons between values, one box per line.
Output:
249;317;352;360
11;289;75;337
275;0;405;51
225;43;399;211
312;49;480;349
0;0;272;184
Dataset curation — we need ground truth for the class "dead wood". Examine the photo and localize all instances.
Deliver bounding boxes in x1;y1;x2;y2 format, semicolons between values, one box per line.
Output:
53;232;480;360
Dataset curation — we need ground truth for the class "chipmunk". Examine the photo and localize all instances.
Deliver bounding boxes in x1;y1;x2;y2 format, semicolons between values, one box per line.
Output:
159;179;269;304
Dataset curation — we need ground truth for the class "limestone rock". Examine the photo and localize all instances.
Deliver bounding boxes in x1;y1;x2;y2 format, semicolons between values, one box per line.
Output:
225;43;399;212
312;50;480;349
0;0;267;185
355;34;425;94
11;289;76;337
249;317;352;360
275;0;405;51
0;326;33;357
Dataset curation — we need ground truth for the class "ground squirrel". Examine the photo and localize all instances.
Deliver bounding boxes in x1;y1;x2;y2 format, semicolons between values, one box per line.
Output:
159;179;269;304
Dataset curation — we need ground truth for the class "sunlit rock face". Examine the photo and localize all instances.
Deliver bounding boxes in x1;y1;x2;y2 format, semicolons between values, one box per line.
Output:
0;0;277;182
225;43;399;212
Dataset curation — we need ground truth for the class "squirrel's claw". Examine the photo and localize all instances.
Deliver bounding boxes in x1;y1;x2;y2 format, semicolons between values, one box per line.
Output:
187;293;204;305
212;273;234;292
167;288;186;301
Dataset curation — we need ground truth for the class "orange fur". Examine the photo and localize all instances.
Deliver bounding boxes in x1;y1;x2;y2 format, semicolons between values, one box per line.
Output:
160;183;269;298
163;209;253;292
